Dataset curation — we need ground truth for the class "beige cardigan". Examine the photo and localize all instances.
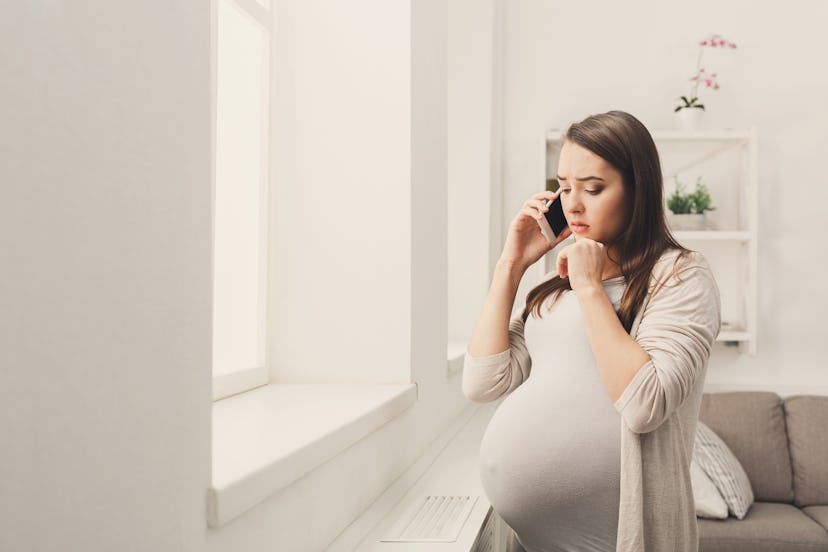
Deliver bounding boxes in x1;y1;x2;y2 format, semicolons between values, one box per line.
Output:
463;249;721;552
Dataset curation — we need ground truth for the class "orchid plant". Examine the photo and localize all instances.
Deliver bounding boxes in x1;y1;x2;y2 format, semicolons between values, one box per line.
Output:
675;33;737;112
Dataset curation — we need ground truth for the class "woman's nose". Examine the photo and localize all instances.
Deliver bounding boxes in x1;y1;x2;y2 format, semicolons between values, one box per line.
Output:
565;192;584;214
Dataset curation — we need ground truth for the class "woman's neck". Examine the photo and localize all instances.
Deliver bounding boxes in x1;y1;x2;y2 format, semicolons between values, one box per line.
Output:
602;249;623;280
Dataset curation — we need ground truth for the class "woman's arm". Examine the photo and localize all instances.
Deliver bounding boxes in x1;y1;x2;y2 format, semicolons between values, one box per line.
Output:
466;259;526;357
613;260;721;433
557;241;720;427
463;190;572;402
462;260;532;403
575;286;651;403
556;237;651;402
576;257;721;427
469;189;570;355
462;316;532;403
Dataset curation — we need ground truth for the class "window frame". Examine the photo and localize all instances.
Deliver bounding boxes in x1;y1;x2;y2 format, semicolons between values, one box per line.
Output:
211;0;273;401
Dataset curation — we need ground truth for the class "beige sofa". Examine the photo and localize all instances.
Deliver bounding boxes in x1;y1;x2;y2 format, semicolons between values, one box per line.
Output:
697;391;828;552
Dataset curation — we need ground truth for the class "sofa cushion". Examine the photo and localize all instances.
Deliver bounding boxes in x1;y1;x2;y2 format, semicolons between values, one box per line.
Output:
698;502;828;552
691;457;729;519
694;421;754;519
785;395;828;507
699;392;794;502
804;506;828;535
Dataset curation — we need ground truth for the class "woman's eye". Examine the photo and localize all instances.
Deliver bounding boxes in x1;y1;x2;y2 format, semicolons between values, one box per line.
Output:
559;188;600;195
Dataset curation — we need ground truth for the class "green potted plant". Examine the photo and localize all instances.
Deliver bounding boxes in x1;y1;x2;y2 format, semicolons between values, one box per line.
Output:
667;177;715;230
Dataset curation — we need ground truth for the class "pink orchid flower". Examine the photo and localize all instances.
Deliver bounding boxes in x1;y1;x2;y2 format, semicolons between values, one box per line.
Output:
676;34;737;112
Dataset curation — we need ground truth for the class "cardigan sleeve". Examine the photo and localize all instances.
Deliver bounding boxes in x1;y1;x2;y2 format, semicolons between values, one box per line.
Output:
462;316;532;403
614;252;721;433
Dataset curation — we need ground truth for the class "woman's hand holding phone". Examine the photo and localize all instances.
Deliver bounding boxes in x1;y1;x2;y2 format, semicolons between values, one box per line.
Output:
498;190;572;273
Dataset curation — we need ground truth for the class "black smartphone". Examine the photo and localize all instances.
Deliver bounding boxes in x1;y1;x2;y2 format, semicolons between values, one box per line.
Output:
537;194;568;242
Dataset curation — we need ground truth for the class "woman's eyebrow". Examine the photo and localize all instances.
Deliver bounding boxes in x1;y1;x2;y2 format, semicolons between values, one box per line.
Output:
556;175;606;182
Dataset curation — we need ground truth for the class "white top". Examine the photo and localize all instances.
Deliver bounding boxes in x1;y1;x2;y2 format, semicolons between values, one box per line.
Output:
477;276;625;552
464;249;722;552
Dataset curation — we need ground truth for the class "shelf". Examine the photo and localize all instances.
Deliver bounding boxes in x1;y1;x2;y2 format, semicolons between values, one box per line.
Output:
718;330;751;342
672;231;752;242
541;126;758;356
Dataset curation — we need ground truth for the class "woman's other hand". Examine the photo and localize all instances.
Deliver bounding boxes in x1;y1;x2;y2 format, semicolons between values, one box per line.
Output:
556;236;606;291
499;191;573;272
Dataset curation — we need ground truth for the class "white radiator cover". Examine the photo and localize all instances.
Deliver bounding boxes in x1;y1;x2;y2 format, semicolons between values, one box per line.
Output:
381;495;478;543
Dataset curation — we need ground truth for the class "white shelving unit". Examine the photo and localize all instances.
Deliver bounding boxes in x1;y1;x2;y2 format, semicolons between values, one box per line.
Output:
543;128;758;354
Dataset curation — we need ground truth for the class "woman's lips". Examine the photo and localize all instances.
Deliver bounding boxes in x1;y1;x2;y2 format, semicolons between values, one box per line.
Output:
571;223;590;233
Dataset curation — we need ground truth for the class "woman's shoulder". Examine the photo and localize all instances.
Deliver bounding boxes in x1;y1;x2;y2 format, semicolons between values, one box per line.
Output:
649;248;717;295
653;248;712;276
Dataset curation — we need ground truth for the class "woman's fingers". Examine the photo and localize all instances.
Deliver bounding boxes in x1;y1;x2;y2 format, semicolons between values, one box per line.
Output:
522;198;549;215
556;247;569;278
532;190;558;201
522;191;560;218
520;207;542;220
556;239;607;283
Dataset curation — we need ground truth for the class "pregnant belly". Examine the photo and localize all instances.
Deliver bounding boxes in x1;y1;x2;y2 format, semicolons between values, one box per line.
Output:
479;381;621;548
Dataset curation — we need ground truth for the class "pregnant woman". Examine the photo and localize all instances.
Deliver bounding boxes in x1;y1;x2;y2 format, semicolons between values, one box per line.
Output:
463;111;721;552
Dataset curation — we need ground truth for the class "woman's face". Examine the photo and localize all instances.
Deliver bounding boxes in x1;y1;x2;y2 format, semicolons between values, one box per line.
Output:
556;141;630;246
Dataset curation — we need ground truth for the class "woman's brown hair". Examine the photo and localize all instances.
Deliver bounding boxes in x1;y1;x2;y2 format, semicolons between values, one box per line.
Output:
522;110;689;332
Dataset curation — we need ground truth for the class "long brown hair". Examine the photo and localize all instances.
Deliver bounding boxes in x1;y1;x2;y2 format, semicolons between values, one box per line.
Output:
522;110;688;332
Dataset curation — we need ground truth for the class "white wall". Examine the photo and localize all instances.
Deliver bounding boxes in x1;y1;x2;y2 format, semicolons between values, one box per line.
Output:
269;0;412;384
499;0;828;392
0;3;212;551
447;0;503;343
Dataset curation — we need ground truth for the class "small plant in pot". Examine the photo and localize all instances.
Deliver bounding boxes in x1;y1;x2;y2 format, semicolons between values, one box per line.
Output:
667;177;715;230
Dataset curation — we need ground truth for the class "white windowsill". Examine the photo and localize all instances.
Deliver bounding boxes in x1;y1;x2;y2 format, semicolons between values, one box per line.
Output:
447;341;467;376
208;382;418;528
212;365;269;401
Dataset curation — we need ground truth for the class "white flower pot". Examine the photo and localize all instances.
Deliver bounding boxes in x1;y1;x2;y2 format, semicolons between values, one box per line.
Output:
676;108;704;131
669;213;708;230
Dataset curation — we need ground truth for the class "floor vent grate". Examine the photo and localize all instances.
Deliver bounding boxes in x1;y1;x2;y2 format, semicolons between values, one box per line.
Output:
381;495;478;543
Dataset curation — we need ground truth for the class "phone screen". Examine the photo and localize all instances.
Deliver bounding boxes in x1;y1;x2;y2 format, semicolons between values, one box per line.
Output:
544;194;568;236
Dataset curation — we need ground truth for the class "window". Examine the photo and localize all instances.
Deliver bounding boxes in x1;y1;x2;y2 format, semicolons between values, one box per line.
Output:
212;0;271;400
